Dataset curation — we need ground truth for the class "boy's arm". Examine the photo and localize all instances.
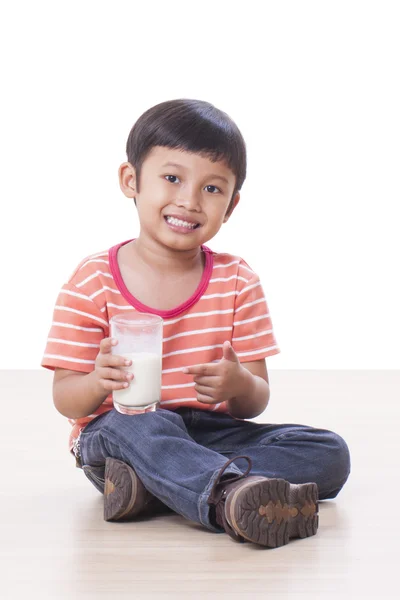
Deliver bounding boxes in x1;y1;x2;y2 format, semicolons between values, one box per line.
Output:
53;369;109;419
52;338;133;419
228;261;280;419
227;359;270;420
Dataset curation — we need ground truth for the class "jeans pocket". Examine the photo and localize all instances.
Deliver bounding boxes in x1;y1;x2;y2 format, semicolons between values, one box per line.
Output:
82;464;106;494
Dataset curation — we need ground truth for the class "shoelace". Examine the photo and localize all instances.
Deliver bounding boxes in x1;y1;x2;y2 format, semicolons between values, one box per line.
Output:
207;455;253;542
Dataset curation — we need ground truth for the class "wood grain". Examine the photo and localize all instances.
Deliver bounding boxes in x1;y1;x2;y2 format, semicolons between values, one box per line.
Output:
1;370;399;599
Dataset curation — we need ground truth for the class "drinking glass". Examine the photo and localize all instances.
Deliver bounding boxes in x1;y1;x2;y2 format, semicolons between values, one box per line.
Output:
110;312;163;415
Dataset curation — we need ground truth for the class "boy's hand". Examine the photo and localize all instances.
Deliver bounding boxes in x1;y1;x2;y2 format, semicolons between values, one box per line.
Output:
94;337;134;392
182;341;247;405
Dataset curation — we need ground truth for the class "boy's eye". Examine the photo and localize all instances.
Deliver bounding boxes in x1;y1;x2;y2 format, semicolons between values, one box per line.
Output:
165;175;179;184
164;175;221;194
205;185;220;194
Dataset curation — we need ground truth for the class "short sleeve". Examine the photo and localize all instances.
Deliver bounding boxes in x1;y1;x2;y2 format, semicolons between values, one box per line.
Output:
232;269;280;362
41;282;109;373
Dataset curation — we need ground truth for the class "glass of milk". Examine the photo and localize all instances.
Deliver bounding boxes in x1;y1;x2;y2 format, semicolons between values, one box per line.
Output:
110;312;163;415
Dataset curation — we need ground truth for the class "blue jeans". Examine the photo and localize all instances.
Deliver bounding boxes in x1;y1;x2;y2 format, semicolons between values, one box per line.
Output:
78;408;350;532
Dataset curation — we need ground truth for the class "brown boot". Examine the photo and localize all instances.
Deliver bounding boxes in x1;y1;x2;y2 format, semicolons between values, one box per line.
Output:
104;458;165;522
207;456;319;548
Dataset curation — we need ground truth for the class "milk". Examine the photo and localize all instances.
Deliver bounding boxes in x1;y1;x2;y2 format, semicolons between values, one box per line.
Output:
113;352;162;409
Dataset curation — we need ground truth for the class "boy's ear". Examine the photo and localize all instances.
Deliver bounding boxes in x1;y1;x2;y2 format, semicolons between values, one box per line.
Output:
119;162;137;198
223;192;240;222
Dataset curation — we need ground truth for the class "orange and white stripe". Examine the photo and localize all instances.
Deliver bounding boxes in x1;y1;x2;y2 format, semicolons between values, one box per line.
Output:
42;239;280;452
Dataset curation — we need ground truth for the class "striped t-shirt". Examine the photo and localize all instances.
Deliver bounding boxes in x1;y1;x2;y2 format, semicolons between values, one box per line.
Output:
42;239;280;452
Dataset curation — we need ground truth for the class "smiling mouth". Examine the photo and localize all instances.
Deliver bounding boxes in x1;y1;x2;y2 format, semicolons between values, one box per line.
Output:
164;215;201;229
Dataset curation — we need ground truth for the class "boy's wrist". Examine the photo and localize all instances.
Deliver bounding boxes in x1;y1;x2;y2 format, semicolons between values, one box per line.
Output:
87;370;109;405
227;367;269;419
53;369;109;420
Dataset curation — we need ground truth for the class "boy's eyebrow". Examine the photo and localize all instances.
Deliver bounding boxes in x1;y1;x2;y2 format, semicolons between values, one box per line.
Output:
161;162;230;185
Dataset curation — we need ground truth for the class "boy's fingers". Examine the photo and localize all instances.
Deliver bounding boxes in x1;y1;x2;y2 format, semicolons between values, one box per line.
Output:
100;337;117;353
193;376;215;387
194;384;215;396
196;393;217;405
99;378;130;391
182;364;216;376
102;367;133;382
97;352;132;368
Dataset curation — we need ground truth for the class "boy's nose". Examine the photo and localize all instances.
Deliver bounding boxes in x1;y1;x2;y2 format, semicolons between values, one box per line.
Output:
176;189;201;211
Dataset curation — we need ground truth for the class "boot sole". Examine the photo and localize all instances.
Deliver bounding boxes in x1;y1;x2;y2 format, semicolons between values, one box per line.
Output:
104;458;145;522
228;478;319;547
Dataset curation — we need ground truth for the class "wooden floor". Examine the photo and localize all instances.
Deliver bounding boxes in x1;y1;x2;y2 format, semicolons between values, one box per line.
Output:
1;370;399;599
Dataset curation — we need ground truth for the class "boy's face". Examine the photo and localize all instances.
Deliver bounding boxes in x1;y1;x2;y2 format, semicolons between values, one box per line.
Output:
119;146;240;251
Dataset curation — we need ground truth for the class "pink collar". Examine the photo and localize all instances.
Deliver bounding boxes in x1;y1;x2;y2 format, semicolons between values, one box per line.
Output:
109;239;214;318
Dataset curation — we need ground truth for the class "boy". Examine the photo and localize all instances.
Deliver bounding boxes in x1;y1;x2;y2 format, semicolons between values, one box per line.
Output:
42;99;350;548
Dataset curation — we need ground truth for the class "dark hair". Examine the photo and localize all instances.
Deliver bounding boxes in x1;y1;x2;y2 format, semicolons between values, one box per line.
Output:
126;99;247;216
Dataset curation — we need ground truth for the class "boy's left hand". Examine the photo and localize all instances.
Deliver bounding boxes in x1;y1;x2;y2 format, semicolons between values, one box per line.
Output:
182;341;248;405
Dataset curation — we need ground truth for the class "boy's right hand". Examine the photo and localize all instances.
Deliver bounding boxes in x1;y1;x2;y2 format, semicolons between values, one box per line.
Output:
94;337;134;392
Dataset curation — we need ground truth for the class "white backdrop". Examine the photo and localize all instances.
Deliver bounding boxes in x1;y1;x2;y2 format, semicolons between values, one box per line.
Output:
1;0;398;369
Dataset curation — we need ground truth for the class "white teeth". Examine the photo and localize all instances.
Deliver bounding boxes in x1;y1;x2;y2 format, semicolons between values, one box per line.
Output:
166;216;197;229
